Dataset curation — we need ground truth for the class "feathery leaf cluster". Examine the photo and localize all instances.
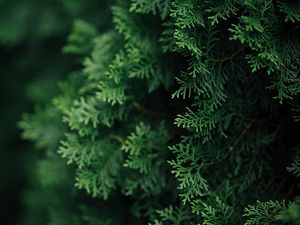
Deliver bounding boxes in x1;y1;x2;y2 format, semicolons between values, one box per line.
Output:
19;0;300;224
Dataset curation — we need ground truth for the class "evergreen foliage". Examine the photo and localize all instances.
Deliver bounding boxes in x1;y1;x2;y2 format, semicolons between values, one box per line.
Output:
18;0;300;224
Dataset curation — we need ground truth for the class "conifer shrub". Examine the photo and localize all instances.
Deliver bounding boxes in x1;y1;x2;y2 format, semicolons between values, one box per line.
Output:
20;0;300;224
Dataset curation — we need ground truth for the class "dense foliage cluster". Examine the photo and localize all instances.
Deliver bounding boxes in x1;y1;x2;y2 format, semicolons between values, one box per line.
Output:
18;0;300;224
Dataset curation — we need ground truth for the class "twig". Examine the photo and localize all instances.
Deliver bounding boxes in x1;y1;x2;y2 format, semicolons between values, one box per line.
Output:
110;134;127;145
217;45;248;63
293;24;300;32
169;128;187;142
229;121;253;152
133;101;168;118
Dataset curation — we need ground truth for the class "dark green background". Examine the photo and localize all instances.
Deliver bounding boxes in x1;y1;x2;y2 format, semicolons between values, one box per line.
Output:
0;1;106;224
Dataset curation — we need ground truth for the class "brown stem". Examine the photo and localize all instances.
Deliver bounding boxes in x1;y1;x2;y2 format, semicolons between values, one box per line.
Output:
293;24;300;31
110;134;126;145
217;45;248;63
133;101;168;118
169;128;187;142
228;121;253;152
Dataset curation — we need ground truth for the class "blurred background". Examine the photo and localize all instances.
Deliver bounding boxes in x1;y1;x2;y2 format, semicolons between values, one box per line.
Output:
0;1;105;224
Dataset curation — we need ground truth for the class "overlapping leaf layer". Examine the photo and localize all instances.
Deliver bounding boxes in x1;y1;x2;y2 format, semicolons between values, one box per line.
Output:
20;0;300;224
